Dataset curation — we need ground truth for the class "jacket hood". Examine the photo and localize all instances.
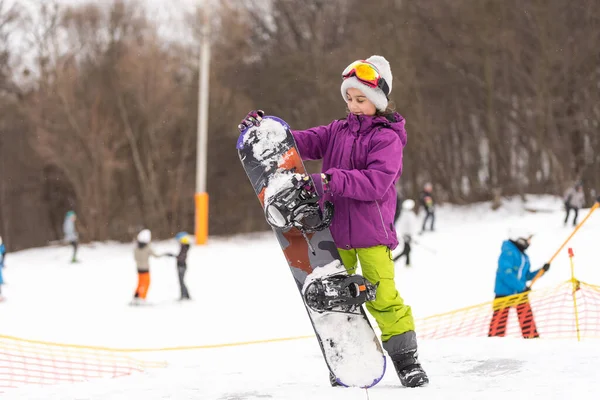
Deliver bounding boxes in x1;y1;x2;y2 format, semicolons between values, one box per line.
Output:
346;112;407;146
503;239;527;254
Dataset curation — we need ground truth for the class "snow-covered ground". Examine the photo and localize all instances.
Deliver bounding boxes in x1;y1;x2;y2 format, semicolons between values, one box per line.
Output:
1;195;600;399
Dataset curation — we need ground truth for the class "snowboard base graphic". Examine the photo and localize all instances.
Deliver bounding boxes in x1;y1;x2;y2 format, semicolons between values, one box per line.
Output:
237;115;386;388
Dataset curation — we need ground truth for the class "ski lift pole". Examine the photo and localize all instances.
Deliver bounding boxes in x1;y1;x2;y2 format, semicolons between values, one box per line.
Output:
531;202;599;287
568;247;581;342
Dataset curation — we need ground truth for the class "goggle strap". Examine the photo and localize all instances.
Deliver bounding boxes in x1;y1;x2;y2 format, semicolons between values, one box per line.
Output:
378;79;390;97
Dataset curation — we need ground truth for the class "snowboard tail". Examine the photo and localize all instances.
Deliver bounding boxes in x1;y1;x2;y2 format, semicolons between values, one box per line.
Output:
237;116;386;388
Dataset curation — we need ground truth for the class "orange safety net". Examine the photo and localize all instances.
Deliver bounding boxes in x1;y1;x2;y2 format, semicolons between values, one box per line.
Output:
0;335;165;393
416;280;600;340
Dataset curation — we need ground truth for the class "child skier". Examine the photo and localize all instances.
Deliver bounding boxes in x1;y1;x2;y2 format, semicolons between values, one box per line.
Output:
563;181;585;226
239;55;428;387
131;229;166;305
169;232;191;301
488;229;550;338
419;183;435;233
393;199;419;267
63;210;79;263
0;236;6;301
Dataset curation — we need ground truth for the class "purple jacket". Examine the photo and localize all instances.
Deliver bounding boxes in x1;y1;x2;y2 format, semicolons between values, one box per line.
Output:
292;112;406;250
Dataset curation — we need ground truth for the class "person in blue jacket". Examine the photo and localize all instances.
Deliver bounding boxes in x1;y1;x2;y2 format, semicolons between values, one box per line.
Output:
488;229;550;338
0;236;6;301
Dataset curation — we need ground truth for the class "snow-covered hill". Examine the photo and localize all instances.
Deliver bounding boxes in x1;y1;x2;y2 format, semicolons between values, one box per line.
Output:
1;195;599;399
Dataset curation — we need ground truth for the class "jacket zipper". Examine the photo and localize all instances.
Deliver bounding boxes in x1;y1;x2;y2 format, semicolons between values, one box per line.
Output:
348;119;359;248
375;200;389;239
517;254;526;280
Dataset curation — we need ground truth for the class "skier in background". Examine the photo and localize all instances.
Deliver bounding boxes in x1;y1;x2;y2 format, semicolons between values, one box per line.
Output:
63;210;79;263
563;181;585;227
0;236;6;301
419;182;435;233
393;199;419;267
168;232;191;301
239;55;429;388
394;188;403;226
488;229;550;338
131;229;167;305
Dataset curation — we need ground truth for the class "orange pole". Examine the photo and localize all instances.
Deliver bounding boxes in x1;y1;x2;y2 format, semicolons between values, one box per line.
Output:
195;192;209;245
531;201;599;287
567;248;581;341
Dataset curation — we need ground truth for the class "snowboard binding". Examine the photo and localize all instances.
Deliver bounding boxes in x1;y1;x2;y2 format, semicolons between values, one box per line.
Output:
304;274;377;314
264;174;334;254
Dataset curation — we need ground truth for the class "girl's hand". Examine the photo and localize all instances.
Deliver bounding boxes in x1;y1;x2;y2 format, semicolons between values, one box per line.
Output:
238;110;265;132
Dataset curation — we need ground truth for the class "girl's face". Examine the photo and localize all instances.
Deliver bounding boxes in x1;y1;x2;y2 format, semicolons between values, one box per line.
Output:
345;88;377;116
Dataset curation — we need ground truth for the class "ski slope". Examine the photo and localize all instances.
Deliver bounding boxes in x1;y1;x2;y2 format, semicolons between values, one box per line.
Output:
1;195;600;399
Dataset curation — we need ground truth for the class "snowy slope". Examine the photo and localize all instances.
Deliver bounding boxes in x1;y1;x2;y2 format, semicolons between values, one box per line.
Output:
4;338;600;400
1;195;600;399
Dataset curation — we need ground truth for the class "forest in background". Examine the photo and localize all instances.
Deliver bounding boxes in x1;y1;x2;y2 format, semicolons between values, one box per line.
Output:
0;0;598;250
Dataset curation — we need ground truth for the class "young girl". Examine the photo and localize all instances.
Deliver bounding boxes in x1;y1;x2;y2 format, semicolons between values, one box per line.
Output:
239;55;428;388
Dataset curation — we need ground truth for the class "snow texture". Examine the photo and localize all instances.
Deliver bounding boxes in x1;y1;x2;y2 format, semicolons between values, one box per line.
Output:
302;260;385;387
301;260;346;286
310;311;385;388
263;171;295;206
242;118;289;164
1;195;600;399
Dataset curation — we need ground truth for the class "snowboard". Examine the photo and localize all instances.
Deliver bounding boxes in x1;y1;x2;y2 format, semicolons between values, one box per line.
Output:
237;115;386;388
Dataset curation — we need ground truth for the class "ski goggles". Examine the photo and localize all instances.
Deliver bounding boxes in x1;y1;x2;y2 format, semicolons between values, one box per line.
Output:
342;60;390;96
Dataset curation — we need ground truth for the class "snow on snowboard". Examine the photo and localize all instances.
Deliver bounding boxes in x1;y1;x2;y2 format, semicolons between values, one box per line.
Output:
237;115;386;388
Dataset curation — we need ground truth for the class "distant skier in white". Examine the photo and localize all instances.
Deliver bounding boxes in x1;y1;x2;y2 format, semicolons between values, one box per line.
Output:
63;210;79;263
394;199;419;267
563;181;585;226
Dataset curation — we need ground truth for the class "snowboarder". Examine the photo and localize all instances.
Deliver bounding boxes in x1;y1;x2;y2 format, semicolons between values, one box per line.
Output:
419;182;435;233
393;199;419;267
239;55;428;388
63;210;79;263
563;181;585;226
0;236;6;301
131;229;166;305
168;232;191;301
488;228;550;338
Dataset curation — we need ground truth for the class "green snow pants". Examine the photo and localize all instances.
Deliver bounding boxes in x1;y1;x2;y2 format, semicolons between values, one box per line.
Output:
338;245;415;342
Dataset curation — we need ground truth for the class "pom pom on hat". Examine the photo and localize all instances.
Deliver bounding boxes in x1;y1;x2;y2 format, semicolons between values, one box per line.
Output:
340;55;393;112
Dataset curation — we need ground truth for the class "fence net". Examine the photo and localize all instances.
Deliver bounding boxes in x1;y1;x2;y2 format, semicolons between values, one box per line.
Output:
416;280;600;340
0;335;164;393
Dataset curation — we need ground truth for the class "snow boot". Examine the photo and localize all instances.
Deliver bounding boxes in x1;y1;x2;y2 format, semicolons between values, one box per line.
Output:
392;350;429;388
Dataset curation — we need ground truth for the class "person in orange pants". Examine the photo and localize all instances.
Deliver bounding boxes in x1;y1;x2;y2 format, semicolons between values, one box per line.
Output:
131;229;166;305
488;228;550;338
135;271;151;300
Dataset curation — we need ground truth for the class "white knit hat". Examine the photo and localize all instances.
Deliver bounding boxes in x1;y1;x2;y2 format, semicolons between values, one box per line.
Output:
340;55;393;112
137;229;151;243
